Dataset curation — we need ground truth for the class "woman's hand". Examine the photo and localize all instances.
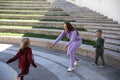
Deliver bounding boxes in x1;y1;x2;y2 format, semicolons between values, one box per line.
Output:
49;44;54;49
63;46;67;52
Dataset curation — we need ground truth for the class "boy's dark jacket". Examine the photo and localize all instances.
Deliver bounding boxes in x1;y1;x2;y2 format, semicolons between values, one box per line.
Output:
94;37;105;54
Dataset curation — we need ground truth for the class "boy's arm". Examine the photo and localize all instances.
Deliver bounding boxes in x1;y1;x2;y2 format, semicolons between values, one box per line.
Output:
96;38;104;48
6;51;20;64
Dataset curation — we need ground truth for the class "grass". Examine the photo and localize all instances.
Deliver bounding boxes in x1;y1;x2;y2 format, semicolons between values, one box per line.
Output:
40;19;76;22
0;25;87;31
0;19;39;22
0;10;49;12
0;32;95;46
83;39;96;46
0;14;45;16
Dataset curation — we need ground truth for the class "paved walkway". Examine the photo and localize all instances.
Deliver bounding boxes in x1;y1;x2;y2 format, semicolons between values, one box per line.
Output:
0;43;120;80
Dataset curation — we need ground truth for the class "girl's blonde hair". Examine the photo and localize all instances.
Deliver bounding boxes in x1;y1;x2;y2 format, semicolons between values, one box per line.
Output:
20;38;30;51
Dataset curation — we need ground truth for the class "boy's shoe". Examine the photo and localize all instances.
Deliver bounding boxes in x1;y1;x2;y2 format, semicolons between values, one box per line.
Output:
100;65;105;68
67;67;74;72
92;62;97;65
74;61;80;66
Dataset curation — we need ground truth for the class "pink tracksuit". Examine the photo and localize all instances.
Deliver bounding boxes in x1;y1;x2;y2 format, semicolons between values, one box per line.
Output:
53;30;82;67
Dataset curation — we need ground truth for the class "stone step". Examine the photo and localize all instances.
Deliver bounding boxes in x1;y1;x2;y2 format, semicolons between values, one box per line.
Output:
59;8;93;11
0;0;45;2
0;14;109;20
0;10;67;15
0;27;119;47
76;20;117;24
0;7;62;10
2;46;110;80
0;1;49;4
0;15;72;20
87;29;120;35
0;20;119;28
0;11;107;18
4;50;81;80
0;48;81;80
72;15;108;19
104;49;120;66
1;44;117;80
0;19;120;28
0;36;119;70
0;61;18;80
0;4;51;7
70;14;107;20
0;14;115;23
84;26;120;31
84;26;120;35
105;43;120;52
105;38;120;46
0;28;120;51
68;11;103;16
74;16;109;19
69;12;107;17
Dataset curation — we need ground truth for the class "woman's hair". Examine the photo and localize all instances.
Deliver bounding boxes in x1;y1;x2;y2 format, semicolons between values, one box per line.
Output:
20;38;30;51
64;22;79;35
64;22;74;32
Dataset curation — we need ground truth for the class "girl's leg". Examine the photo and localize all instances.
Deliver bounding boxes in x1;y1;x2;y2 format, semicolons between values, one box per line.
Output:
14;74;18;80
74;56;79;61
18;70;28;80
67;41;81;68
20;76;24;80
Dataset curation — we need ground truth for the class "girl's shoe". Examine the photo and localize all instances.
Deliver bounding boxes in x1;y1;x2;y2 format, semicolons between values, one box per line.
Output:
74;61;80;66
67;67;74;72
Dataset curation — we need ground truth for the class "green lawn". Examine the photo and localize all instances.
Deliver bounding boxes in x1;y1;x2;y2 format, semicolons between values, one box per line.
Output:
40;19;76;22
0;25;87;31
0;32;95;46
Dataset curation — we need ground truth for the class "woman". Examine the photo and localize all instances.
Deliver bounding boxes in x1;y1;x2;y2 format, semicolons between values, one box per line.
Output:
49;22;82;72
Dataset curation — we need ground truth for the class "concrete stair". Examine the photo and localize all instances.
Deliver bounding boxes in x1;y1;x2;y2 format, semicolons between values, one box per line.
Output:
0;0;120;70
0;10;67;15
0;43;120;80
0;27;119;52
0;1;49;4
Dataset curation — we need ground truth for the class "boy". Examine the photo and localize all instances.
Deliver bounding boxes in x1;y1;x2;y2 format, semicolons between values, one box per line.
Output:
92;29;105;67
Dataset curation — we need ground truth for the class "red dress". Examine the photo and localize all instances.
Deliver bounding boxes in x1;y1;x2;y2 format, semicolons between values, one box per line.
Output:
7;47;37;75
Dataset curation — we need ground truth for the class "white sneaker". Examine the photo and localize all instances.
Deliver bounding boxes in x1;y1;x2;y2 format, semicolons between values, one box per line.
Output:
100;65;105;68
67;67;74;72
74;61;79;66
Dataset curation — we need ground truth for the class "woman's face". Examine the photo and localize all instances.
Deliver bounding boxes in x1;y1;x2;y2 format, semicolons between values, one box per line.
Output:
63;24;68;32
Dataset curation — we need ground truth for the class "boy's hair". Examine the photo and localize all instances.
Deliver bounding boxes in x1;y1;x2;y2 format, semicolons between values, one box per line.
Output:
96;29;102;33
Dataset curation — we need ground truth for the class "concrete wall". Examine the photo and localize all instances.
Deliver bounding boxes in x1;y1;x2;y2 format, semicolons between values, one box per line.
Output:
67;0;120;23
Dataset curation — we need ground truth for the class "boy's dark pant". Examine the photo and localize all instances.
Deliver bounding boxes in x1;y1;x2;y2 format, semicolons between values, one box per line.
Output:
95;53;105;66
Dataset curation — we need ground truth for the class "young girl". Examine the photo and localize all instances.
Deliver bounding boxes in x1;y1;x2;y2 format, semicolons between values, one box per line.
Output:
49;22;82;72
6;38;37;80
